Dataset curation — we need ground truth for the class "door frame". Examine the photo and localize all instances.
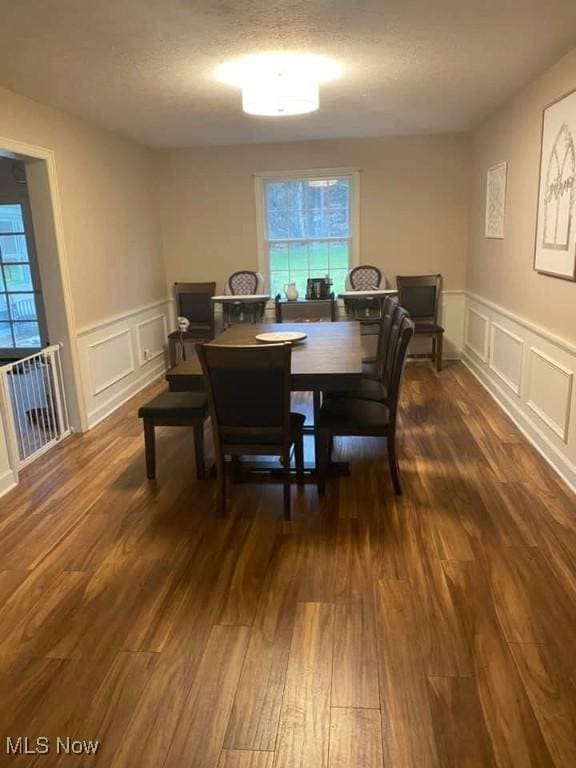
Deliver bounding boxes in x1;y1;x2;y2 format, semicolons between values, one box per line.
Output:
0;136;87;432
0;195;49;357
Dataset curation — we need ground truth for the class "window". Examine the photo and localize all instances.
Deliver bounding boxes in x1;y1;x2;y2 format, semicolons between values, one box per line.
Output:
0;203;46;354
257;170;359;299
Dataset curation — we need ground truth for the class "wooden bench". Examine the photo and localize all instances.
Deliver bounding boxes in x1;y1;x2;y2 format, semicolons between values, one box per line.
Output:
138;391;209;480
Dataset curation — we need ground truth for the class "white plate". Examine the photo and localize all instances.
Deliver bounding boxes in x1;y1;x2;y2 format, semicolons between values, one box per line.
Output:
255;331;307;344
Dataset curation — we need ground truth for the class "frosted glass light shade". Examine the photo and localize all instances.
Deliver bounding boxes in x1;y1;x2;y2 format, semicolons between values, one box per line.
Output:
241;73;319;116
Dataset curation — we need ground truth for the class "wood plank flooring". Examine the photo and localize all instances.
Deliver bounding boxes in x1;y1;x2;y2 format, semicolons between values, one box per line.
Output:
0;361;575;767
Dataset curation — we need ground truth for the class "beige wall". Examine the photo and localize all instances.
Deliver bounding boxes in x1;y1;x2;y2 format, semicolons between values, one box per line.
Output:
0;85;165;329
155;135;471;294
468;47;576;342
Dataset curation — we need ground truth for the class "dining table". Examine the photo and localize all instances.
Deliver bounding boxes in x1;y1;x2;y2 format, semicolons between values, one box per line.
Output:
166;321;363;477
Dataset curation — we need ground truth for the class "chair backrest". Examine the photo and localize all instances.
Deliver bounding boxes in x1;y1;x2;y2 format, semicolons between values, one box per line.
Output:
396;274;441;323
382;304;410;386
196;342;292;449
228;271;259;295
174;282;216;324
386;315;415;431
349;265;382;290
374;296;399;378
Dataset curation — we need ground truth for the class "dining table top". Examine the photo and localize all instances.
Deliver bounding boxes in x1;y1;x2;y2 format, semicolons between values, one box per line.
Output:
166;321;363;392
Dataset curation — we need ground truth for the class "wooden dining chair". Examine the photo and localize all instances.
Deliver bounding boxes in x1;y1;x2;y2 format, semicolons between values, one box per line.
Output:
396;273;444;371
317;314;415;495
167;282;216;366
196;342;305;519
327;298;403;405
362;296;399;375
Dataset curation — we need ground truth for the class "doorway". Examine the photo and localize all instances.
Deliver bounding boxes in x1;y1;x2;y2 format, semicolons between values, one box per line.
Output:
0;159;48;359
0;139;86;483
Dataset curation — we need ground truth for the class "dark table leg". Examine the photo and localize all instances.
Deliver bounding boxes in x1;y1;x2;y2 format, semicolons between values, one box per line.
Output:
313;389;322;471
330;293;336;321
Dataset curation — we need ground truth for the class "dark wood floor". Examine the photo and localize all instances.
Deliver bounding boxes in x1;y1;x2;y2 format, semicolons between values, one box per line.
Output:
0;362;575;768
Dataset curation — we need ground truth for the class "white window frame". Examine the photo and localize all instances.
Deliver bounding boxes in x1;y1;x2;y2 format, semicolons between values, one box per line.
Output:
254;167;360;297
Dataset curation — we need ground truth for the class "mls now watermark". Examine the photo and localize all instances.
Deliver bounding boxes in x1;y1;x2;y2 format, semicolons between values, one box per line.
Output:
5;737;100;756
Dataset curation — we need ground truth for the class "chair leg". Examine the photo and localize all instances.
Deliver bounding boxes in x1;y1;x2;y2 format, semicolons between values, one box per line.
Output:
387;434;402;495
193;420;205;480
294;433;305;485
230;455;242;482
436;334;443;372
216;453;227;517
312;389;322;472
143;420;156;479
169;338;177;369
283;450;292;521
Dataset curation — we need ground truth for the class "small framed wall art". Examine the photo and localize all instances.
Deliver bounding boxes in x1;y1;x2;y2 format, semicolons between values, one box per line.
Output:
485;161;507;239
534;88;576;280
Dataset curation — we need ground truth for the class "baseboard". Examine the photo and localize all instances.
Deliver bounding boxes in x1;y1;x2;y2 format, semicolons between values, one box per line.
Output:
462;351;576;494
86;358;167;429
0;467;18;499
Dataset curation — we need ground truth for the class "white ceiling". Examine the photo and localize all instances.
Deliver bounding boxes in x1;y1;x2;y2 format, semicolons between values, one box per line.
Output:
0;0;575;148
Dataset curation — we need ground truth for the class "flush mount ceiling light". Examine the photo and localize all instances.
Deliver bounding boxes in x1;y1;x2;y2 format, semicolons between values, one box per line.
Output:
216;52;341;117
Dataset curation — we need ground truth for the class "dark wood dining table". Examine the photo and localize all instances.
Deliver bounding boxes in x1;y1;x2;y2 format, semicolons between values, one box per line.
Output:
166;321;363;474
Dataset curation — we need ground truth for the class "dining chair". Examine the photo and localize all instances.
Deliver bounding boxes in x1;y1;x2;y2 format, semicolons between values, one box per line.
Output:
196;342;305;519
396;273;444;371
361;295;399;376
317;313;415;495
328;299;405;407
225;270;266;324
167;282;216;366
345;264;383;319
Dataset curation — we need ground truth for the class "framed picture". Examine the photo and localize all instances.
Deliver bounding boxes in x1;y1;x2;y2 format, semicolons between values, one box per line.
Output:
534;88;576;280
485;161;507;238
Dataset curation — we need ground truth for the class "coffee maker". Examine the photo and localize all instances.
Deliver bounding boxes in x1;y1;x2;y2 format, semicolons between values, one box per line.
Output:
306;276;332;300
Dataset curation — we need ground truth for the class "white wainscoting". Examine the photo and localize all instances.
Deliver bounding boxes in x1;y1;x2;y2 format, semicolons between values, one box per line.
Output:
526;347;573;443
462;292;576;493
489;322;524;396
0;466;17;498
77;299;173;429
464;305;490;362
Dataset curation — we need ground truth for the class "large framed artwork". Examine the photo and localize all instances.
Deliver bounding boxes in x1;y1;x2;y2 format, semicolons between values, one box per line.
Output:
485;161;507;239
534;88;576;280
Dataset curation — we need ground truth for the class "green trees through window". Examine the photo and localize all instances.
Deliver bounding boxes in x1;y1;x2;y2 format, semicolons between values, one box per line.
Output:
264;176;351;298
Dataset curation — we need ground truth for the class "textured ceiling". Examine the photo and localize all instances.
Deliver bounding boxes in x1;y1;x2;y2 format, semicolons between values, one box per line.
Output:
0;0;575;147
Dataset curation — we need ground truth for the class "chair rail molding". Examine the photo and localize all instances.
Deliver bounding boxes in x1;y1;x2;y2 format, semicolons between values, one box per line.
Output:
77;299;172;428
462;292;576;493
